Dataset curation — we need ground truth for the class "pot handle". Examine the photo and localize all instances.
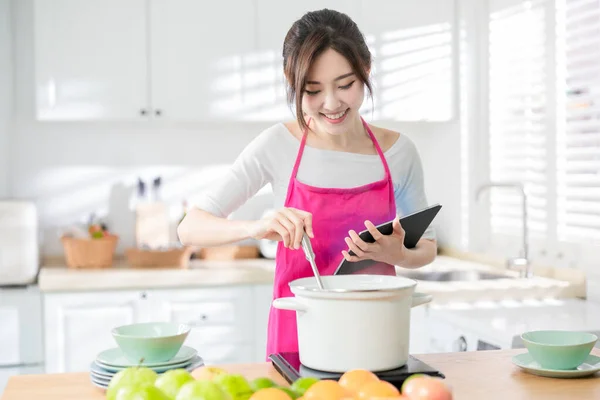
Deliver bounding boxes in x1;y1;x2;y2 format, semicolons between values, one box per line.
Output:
272;297;307;312
411;292;432;308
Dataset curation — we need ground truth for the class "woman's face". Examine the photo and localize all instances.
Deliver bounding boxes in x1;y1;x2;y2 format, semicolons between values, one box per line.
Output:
301;48;366;136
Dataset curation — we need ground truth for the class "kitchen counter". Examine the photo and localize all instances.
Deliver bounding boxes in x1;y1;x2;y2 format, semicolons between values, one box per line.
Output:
37;254;584;302
429;297;600;348
397;255;585;303
2;349;599;400
38;258;276;292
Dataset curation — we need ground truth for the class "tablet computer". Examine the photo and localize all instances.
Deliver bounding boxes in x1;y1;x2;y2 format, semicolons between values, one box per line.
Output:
333;203;442;275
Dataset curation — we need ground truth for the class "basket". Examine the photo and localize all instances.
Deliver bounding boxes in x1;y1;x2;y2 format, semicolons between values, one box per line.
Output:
125;246;194;269
61;234;119;269
198;245;260;260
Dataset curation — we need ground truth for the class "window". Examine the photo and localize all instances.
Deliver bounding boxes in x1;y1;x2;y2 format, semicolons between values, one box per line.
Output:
486;0;600;265
557;0;600;242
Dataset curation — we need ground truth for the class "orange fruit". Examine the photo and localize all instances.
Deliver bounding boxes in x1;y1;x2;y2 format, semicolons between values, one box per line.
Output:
303;380;350;400
249;387;293;400
357;380;400;399
338;369;380;394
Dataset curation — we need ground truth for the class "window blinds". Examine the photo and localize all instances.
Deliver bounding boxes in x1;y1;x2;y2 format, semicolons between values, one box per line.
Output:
488;0;550;239
557;0;600;241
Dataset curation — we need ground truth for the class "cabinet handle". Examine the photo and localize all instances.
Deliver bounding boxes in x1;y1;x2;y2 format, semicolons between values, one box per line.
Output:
155;109;162;116
140;109;148;116
140;291;147;299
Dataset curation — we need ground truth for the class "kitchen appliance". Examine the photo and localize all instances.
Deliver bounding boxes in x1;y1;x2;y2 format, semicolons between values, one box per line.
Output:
0;201;44;394
270;352;444;390
0;201;39;285
0;286;45;393
272;274;432;372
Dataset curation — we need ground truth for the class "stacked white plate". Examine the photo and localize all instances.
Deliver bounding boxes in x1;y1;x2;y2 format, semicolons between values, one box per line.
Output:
89;345;204;390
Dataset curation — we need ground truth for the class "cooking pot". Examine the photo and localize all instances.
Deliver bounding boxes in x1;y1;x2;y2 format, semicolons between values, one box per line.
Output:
272;274;432;373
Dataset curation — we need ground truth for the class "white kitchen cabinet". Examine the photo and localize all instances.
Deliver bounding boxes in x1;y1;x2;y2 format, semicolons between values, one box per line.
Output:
150;286;256;365
31;0;455;122
149;0;256;121
43;290;145;373
253;284;273;362
33;0;149;121
33;0;256;122
42;284;272;373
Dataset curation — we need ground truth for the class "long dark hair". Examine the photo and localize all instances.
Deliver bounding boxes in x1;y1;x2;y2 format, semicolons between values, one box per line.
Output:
282;9;374;132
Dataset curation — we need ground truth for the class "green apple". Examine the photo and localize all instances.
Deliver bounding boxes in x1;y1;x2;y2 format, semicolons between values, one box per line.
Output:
213;374;253;400
290;377;319;396
155;369;195;400
107;367;158;400
175;380;231;400
114;383;170;400
276;387;299;399
192;366;228;381
250;377;276;392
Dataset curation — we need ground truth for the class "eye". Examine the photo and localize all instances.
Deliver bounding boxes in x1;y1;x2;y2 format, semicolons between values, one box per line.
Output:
305;89;320;96
339;81;356;90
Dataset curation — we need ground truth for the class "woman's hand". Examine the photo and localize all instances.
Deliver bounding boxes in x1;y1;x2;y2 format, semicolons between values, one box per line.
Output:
249;207;314;250
341;218;407;265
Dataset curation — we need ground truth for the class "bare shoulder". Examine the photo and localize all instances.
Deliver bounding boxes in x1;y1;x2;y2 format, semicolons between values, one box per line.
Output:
368;125;401;152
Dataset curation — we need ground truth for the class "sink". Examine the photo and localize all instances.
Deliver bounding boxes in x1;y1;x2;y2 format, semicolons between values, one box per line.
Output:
398;270;514;282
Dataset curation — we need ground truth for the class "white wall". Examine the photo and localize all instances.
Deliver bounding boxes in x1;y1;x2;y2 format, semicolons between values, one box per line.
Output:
0;0;11;198
9;0;465;257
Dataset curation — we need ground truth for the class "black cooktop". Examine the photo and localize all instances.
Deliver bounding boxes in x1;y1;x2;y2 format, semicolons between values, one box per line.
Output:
269;352;445;390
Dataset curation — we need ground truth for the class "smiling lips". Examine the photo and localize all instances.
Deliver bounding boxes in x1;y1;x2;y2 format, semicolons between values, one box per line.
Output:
321;109;349;124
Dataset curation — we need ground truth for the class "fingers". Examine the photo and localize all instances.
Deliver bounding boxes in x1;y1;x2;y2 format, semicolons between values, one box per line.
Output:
393;218;405;239
345;231;368;258
279;208;304;249
364;220;384;242
302;212;314;238
288;207;314;238
269;221;290;247
342;250;363;262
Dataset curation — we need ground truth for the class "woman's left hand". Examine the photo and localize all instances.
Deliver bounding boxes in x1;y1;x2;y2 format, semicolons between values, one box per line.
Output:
341;218;407;265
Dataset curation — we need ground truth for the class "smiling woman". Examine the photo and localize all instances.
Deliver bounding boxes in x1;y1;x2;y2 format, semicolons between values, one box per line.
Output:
177;8;438;359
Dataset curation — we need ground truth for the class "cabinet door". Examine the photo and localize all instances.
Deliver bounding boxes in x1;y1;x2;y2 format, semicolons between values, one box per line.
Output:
44;291;144;373
150;0;256;121
149;286;255;364
33;0;149;120
253;284;273;362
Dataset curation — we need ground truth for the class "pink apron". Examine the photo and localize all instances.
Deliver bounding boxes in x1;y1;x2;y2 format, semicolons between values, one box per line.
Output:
266;117;397;358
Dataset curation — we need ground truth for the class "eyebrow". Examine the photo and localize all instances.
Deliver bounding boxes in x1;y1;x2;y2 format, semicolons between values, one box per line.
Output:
306;72;355;85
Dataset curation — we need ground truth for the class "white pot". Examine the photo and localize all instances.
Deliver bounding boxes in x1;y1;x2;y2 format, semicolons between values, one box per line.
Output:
272;274;432;373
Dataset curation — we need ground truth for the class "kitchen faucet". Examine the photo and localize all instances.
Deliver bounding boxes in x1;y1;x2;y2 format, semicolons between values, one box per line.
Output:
475;181;532;278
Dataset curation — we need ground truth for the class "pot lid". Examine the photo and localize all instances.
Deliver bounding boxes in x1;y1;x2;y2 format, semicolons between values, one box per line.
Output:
289;274;416;293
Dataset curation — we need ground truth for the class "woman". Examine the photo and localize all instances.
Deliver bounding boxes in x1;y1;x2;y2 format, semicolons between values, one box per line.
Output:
178;9;437;357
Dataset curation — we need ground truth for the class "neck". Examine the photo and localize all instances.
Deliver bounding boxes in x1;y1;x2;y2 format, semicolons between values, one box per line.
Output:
306;116;369;150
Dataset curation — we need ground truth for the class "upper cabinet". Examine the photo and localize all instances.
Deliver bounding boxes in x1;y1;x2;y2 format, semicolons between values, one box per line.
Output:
149;0;255;121
32;0;455;122
33;0;149;121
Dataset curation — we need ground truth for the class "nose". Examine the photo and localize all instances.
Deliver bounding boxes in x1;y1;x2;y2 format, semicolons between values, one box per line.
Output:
323;91;341;111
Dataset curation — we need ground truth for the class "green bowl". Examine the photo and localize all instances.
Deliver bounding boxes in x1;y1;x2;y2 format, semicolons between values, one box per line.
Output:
521;330;597;370
111;322;190;363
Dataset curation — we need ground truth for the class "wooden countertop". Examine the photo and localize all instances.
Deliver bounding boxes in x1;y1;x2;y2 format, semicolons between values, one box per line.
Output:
3;349;600;400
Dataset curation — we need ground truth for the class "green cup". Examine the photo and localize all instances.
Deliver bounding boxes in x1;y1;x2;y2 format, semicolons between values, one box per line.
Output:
111;322;190;363
521;330;597;370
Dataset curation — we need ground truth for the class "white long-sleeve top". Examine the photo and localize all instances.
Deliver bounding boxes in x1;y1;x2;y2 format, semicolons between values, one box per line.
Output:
195;122;436;240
